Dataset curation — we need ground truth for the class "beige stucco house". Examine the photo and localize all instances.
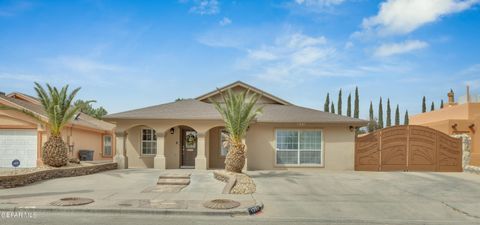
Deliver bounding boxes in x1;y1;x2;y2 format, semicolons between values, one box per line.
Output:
105;81;367;171
0;92;115;168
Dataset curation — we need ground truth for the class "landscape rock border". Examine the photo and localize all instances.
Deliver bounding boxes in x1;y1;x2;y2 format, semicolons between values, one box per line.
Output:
213;170;256;194
0;162;117;188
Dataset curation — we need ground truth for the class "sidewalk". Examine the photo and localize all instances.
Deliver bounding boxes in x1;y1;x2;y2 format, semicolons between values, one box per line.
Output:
0;169;262;216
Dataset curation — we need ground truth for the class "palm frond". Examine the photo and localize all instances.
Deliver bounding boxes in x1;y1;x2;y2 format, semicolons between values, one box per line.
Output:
211;89;263;144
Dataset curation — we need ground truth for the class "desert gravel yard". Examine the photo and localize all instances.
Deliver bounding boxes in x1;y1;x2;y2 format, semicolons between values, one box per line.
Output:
250;170;480;224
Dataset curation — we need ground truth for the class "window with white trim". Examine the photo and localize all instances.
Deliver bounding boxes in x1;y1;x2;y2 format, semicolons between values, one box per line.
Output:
220;129;229;156
141;129;157;155
276;130;322;165
103;135;112;156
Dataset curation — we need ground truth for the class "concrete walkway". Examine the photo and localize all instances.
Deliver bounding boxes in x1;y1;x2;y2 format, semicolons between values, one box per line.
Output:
0;169;258;215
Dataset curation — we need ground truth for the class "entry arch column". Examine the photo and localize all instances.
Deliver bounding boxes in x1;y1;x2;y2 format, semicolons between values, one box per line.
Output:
154;131;166;169
114;131;128;169
195;131;207;170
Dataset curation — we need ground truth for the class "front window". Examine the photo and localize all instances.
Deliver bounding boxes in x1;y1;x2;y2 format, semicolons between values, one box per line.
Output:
220;129;229;156
103;135;112;156
141;129;157;155
276;130;322;165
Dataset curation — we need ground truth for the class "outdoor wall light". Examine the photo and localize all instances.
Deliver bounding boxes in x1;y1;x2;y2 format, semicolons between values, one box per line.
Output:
170;128;175;134
349;126;355;132
452;123;458;129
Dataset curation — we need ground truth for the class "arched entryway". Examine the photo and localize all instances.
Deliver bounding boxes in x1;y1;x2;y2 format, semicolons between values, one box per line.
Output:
124;124;159;168
163;125;198;169
207;126;227;169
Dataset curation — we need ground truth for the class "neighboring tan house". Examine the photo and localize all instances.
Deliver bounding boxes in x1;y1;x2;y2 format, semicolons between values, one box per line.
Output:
0;92;116;168
104;81;368;170
410;86;480;166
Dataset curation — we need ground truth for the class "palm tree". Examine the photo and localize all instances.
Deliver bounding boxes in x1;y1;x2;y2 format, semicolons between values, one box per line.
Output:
1;83;88;167
211;89;263;173
35;83;90;167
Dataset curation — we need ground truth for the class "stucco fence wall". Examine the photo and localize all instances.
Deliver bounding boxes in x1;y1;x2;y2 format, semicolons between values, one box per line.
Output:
0;162;117;188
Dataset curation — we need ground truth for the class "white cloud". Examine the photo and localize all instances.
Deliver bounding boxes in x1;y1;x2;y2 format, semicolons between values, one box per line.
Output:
374;40;429;57
362;0;480;36
219;17;231;26
247;49;278;61
189;0;219;15
280;33;327;48
344;41;354;49
237;32;338;83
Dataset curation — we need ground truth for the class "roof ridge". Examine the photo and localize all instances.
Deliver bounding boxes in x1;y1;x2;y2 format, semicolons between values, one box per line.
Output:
195;81;293;106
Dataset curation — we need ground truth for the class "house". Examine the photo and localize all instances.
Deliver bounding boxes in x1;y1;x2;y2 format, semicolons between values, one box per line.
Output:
104;81;368;170
0;92;116;168
410;86;480;166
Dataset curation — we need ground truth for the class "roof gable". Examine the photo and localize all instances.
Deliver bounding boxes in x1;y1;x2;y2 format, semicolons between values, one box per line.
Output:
195;81;292;105
6;92;41;105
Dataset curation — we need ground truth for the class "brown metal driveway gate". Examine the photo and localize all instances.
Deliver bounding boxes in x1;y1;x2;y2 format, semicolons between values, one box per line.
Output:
355;125;462;172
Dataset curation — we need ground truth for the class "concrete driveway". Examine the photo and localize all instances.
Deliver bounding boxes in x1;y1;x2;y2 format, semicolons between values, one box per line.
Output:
1;169;480;224
249;170;480;224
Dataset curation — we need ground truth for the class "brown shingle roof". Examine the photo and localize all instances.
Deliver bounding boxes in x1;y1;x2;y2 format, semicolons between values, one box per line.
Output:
0;94;114;131
105;99;368;125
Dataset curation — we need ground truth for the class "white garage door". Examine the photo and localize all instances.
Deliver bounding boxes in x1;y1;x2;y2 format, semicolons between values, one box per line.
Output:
0;129;37;168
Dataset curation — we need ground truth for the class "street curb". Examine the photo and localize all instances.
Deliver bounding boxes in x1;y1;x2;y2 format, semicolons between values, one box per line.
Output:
0;201;264;216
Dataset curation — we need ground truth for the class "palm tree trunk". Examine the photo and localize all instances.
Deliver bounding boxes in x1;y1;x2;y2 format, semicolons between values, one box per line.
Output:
225;142;245;173
42;135;69;167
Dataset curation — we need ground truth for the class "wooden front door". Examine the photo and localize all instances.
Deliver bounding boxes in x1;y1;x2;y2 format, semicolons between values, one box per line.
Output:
181;129;197;168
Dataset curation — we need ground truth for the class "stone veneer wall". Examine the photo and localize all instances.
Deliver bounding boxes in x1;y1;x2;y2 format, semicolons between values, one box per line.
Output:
452;134;479;173
0;162;117;188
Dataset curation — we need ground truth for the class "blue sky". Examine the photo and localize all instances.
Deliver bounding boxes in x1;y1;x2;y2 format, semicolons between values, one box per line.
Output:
0;0;479;120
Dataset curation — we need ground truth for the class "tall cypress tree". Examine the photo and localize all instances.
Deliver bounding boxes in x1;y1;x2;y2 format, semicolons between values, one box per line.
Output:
377;97;384;129
337;89;342;115
431;101;435;111
347;93;352;117
440;99;444;109
331;102;335;114
354;86;359;119
386;98;391;127
395;104;400;126
324;93;330;112
368;101;375;132
422;96;426;113
404;110;409;125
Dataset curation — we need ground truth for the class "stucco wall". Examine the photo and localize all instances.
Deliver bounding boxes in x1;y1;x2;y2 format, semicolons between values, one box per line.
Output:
126;125;182;169
0;110;39;128
410;104;470;124
60;127;112;161
125;125;153;168
1;105;114;165
246;123;355;171
208;126;226;169
115;118;356;170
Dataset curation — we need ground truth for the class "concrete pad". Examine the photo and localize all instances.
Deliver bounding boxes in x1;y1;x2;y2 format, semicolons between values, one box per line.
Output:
142;185;187;193
157;178;190;185
159;173;191;179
